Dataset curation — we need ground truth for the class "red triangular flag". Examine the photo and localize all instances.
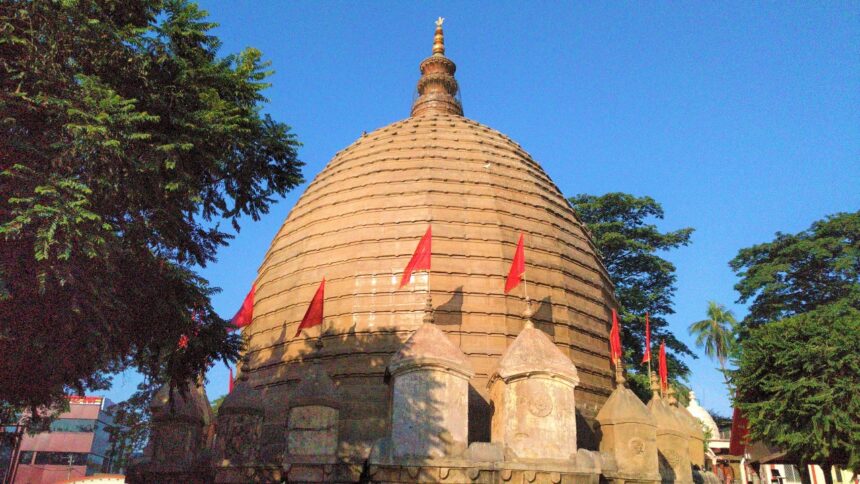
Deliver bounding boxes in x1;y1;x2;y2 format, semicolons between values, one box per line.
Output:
399;226;432;288
642;312;652;363
228;367;234;394
658;340;668;392
230;284;255;328
729;405;750;455
296;278;325;337
505;233;526;293
609;309;622;364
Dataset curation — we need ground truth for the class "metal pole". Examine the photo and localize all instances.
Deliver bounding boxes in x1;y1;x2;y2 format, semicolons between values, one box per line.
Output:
6;424;23;484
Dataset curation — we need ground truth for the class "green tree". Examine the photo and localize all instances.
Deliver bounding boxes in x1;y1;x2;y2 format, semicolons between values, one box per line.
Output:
0;0;303;412
688;301;737;387
730;211;860;331
104;381;159;473
569;192;695;400
732;299;860;480
210;394;227;415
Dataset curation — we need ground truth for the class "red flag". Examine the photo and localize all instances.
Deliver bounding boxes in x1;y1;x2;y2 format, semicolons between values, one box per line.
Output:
505;233;526;293
230;284;255;328
609;309;622;364
228;367;234;394
296;278;325;337
729;405;750;455
642;312;652;363
658;340;668;392
399;226;432;288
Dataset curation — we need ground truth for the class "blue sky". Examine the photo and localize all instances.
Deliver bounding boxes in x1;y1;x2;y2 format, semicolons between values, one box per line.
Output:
106;2;859;417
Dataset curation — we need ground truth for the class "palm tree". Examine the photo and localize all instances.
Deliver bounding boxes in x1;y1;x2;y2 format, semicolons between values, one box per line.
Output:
689;301;738;388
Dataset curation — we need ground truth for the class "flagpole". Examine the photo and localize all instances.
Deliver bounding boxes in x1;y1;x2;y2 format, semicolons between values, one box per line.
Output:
522;268;530;308
645;313;653;383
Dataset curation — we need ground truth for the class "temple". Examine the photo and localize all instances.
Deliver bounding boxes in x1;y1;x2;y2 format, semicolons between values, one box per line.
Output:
132;20;719;484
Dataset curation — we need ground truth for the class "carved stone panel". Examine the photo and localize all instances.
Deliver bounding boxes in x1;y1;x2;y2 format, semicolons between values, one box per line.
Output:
492;376;577;461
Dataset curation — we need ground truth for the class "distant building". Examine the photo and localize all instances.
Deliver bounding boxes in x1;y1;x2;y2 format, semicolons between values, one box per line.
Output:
8;396;124;484
687;402;860;484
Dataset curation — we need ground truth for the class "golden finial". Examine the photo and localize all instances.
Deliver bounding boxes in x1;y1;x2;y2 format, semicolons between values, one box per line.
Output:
614;360;626;386
411;17;462;117
522;298;534;329
667;386;678;406
432;17;445;56
423;292;434;324
650;372;661;399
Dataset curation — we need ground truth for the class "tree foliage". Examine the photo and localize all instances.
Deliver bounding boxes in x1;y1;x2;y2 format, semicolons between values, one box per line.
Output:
730;211;860;479
103;380;159;472
688;301;738;387
730;211;860;330
569;192;695;400
0;0;303;411
732;298;860;475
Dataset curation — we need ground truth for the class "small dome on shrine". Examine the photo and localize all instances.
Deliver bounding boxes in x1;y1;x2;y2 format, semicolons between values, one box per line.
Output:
596;385;655;426
388;301;474;377
219;361;264;416
491;311;579;386
686;391;720;438
151;382;211;425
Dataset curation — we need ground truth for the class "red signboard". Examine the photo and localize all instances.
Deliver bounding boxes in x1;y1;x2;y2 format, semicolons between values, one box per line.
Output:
729;406;750;455
67;396;103;406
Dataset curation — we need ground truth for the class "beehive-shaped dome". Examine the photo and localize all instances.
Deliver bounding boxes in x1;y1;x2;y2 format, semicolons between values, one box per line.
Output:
242;20;616;456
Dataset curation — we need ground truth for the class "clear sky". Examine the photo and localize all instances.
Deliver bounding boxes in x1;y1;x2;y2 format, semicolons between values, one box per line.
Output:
106;2;859;417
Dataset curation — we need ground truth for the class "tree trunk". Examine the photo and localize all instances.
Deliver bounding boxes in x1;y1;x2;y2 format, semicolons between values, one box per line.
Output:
821;463;834;484
800;463;813;484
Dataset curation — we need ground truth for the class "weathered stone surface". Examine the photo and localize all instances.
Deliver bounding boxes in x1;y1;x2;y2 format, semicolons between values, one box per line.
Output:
388;321;473;375
673;403;706;469
133;382;214;482
595;385;659;481
215;364;265;467
287;409;338;456
490;322;580;462
648;395;693;483
285;362;340;460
